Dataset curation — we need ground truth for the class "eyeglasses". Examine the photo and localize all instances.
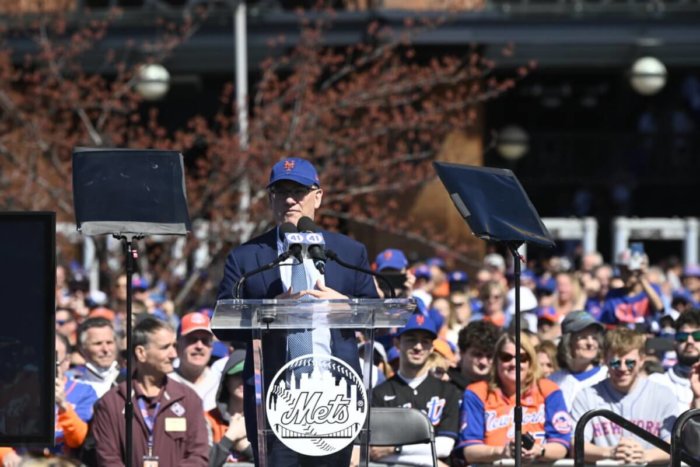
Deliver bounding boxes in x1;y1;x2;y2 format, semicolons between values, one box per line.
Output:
608;358;637;371
498;351;530;364
269;186;315;198
675;331;700;343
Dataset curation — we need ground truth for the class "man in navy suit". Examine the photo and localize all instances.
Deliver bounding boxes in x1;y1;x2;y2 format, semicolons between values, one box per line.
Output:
217;157;378;466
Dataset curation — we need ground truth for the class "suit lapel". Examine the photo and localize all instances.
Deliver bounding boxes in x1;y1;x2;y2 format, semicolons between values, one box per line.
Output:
256;229;284;297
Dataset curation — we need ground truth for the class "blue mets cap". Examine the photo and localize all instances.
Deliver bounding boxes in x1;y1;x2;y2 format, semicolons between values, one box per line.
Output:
397;313;438;339
267;157;320;188
375;249;408;272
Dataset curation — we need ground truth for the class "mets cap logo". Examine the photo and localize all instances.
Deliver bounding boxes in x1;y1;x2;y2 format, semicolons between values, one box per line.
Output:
416;315;425;326
284;160;296;172
383;251;393;260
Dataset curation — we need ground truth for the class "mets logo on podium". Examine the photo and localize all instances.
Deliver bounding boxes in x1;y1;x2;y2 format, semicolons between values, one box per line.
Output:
266;355;367;456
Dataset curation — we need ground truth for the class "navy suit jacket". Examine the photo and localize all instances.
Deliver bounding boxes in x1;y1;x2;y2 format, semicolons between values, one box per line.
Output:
215;227;378;455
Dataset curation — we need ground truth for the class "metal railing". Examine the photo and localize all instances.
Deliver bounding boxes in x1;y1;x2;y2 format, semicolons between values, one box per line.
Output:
574;409;700;467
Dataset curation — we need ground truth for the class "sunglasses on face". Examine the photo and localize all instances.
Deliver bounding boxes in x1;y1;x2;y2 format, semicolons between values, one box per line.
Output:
675;331;700;343
608;358;637;371
498;351;530;364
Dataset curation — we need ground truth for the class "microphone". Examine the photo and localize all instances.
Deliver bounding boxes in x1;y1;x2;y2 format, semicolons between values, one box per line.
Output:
280;222;302;262
297;216;327;274
324;249;396;299
234;222;297;299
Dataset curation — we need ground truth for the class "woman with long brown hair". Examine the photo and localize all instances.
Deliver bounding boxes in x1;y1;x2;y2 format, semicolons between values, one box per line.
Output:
456;333;571;463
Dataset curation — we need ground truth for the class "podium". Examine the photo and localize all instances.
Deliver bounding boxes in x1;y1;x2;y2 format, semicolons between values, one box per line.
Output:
211;298;415;466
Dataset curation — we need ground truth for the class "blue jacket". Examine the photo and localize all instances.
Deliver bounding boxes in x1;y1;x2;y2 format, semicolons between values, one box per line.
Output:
216;227;378;457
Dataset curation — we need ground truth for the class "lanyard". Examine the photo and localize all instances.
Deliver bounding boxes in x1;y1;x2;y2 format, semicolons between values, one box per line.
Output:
137;397;161;454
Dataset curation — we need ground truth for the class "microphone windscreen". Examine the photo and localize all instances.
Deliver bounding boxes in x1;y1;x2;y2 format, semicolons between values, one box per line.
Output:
279;222;298;235
297;216;318;233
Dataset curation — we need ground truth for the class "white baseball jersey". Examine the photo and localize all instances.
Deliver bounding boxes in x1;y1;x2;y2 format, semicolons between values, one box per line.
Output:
549;365;608;410
570;377;680;449
648;366;693;413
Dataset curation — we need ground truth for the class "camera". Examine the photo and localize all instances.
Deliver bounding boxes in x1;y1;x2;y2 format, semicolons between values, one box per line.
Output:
628;242;645;271
522;432;535;450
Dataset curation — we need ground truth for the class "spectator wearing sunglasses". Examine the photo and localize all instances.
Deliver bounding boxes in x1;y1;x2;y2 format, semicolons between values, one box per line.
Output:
648;309;700;412
570;327;679;464
169;312;221;411
457;333;571;464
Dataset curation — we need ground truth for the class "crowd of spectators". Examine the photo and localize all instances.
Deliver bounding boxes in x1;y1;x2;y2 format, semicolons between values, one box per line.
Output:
4;243;700;466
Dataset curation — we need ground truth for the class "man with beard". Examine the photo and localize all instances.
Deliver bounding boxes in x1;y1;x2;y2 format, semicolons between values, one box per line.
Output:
649;309;700;411
370;313;461;466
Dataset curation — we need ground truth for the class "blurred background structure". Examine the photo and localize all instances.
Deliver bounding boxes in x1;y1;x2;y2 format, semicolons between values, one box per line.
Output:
1;0;700;305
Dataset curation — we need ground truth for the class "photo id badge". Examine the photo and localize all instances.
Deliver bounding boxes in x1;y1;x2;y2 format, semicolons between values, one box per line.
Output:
142;455;159;467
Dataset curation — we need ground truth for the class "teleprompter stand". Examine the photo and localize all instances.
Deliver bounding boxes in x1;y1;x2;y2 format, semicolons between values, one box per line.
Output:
434;162;555;467
72;147;191;467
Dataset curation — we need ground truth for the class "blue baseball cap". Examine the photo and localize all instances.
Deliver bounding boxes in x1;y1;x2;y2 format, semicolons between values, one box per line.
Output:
397;313;438;339
448;270;469;285
267;157;321;188
387;346;400;362
375;249;408;272
413;264;432;280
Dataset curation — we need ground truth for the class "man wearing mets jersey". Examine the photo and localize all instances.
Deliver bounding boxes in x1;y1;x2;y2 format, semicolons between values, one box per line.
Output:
457;333;571;463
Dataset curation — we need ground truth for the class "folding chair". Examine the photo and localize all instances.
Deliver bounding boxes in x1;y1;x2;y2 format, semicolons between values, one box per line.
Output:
368;407;438;466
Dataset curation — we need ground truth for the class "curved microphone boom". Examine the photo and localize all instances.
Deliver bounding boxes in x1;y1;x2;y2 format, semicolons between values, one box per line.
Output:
297;216;327;274
324;249;396;299
234;222;297;298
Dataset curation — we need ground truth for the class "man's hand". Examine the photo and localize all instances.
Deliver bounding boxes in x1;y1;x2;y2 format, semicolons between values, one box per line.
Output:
224;414;247;445
275;288;307;300
615;438;644;464
369;446;395;461
302;280;348;300
690;362;700;406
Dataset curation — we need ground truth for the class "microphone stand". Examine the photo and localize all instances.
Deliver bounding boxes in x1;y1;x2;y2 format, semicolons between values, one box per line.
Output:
235;251;292;299
509;242;524;467
114;233;143;467
325;249;396;299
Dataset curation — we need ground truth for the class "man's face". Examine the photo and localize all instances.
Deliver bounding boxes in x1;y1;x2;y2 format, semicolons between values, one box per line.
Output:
606;348;642;393
676;325;700;362
137;328;177;376
399;331;434;370
684;276;700;293
178;330;213;370
81;326;117;369
460;346;492;381
269;180;322;226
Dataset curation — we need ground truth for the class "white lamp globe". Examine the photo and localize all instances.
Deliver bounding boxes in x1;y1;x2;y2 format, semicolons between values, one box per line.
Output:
496;125;529;161
630;56;667;96
135;64;171;101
